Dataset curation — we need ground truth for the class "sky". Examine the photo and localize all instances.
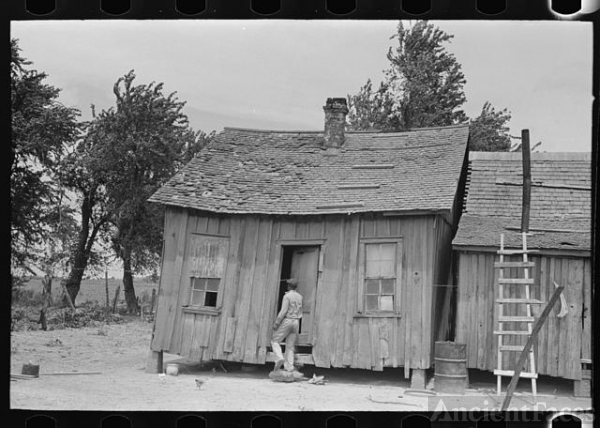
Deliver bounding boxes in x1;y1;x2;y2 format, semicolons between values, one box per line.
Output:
11;20;594;153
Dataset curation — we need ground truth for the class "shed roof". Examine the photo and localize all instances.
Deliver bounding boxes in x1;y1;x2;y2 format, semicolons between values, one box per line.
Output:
453;152;591;252
149;125;469;215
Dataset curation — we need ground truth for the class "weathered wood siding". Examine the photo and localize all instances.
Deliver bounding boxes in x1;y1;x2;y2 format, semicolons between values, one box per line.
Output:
455;251;591;380
152;207;453;372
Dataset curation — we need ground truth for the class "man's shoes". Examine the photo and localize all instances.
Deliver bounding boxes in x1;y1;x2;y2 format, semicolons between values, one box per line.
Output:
274;359;284;371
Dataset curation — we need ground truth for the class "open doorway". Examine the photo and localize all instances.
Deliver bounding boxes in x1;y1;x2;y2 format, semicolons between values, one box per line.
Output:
277;245;320;346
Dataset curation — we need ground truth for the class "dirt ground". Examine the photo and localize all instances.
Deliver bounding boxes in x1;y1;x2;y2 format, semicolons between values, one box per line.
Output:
10;319;592;412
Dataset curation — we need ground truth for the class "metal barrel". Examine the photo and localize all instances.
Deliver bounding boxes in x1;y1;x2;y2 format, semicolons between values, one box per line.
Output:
434;341;468;394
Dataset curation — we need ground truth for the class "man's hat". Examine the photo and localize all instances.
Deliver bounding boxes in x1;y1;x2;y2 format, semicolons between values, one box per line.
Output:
286;278;299;286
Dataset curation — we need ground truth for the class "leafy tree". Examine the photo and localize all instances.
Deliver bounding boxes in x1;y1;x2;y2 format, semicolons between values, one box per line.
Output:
60;121;112;305
347;21;467;131
91;71;211;312
347;21;513;152
468;101;512;152
10;38;80;270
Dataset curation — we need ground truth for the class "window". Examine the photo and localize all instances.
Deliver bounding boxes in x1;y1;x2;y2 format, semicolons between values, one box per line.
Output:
186;234;229;310
190;278;220;307
358;238;402;314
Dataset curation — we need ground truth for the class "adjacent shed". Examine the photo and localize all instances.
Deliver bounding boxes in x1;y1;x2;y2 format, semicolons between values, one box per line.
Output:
452;152;591;385
147;98;470;384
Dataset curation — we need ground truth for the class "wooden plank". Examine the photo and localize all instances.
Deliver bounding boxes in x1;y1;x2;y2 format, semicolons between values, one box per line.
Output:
496;298;544;304
152;208;179;350
357;319;371;369
497;249;539;255
498;278;534;285
494;369;537;379
218;216;230;236
370;318;383;371
476;253;487;369
499;316;535;322
195;215;208;234
342;217;360;367
581;258;591;362
546;257;558;376
494;331;532;335
231;217;261;361
312;217;343;367
421;217;433;369
179;312;195;358
335;217;352;367
207;315;219;359
564;258;583;379
257;220;280;364
243;217;272;364
206;216;221;235
166;209;191;352
190;315;205;362
213;217;243;360
494;262;535;268
223;317;236;353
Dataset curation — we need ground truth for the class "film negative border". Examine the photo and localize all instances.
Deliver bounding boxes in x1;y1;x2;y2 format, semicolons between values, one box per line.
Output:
4;0;599;428
9;0;585;20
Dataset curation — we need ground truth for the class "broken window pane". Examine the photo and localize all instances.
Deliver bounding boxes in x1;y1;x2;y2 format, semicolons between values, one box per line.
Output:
379;295;394;311
205;291;218;307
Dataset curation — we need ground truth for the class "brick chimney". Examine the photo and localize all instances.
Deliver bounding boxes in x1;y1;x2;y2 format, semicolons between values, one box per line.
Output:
323;97;348;148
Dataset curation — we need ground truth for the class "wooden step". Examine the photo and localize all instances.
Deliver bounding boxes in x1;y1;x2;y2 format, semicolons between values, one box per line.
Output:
498;278;535;285
497;249;539;255
499;345;531;352
499;316;535;322
494;369;538;379
493;330;532;336
496;298;545;304
494;261;535;268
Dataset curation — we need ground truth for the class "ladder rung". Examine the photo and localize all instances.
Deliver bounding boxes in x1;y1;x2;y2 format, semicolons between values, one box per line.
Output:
499;316;535;322
497;249;539;255
494;369;538;379
496;298;545;304
499;345;530;352
494;330;532;335
494;262;535;268
498;278;535;285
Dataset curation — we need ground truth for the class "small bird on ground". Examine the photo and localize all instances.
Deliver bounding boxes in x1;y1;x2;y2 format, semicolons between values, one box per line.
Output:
195;379;205;390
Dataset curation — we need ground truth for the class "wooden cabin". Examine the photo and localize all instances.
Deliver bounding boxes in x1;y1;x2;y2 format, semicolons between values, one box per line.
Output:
147;98;470;385
452;152;591;393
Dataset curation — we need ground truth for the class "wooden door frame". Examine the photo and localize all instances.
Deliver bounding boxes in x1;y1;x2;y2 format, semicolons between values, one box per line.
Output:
274;239;326;345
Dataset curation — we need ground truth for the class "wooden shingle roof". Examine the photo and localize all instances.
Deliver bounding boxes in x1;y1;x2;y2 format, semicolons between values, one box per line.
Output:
149;125;469;215
453;152;591;252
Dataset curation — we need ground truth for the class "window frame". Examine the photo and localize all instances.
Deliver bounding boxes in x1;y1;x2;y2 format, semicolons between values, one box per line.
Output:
357;237;403;316
183;233;230;313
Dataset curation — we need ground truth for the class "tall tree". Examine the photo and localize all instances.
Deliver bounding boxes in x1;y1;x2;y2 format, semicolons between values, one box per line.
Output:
93;71;210;312
60;121;112;304
10;38;80;270
347;21;467;132
347;21;513;152
468;101;512;152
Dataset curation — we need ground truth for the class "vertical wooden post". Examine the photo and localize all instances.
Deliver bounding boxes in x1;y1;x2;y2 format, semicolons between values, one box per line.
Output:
145;349;164;373
112;286;121;313
521;129;531;233
105;271;110;316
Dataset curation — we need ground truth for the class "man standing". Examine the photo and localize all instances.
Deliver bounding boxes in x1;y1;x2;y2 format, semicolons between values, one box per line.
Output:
271;278;303;372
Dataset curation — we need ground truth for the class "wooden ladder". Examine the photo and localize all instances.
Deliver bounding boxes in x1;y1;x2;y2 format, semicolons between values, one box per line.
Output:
494;233;541;398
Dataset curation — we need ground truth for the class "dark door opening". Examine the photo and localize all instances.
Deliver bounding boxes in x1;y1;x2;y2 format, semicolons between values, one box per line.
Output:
277;245;320;346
